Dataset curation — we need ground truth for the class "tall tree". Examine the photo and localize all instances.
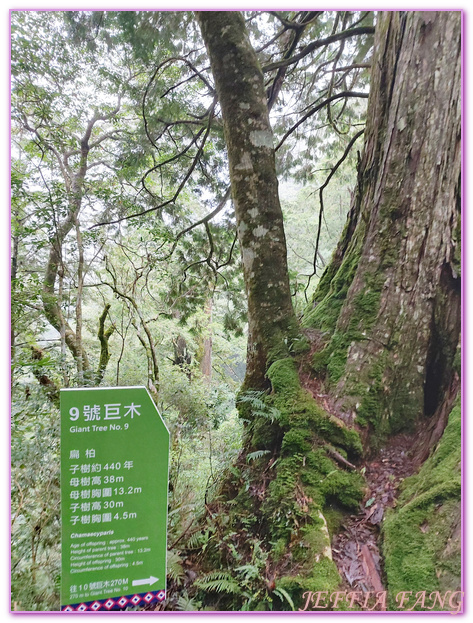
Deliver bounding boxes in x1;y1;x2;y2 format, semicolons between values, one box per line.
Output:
196;11;301;391
305;11;461;444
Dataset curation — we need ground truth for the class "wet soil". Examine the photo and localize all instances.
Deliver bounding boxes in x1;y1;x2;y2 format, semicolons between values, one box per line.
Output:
330;433;418;609
298;333;420;609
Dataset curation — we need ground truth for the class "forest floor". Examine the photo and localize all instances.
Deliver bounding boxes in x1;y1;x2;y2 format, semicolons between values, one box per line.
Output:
299;331;420;610
330;433;417;610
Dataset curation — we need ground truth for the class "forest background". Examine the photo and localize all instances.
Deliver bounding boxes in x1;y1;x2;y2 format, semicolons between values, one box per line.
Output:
6;2;471;617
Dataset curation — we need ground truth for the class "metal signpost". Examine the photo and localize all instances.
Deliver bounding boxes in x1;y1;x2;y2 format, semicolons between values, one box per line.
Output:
60;387;169;611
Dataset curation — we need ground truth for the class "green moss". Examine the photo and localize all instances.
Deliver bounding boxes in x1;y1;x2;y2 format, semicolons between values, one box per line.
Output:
323;507;345;538
230;356;365;604
277;557;342;609
306;448;336;474
326;285;382;384
250;417;281;451
383;401;461;610
289;334;311;356
293;518;329;561
354;357;387;430
271;537;287;562
266;358;300;395
319;470;365;510
281;429;312;455
303;245;361;334
311;348;330;376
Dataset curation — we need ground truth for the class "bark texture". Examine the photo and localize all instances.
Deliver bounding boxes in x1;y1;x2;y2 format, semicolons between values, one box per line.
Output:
196;11;301;390
306;11;461;437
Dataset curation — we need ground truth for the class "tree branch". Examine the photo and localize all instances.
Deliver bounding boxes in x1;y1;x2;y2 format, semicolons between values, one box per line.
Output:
262;25;375;74
276;91;368;151
304;129;364;298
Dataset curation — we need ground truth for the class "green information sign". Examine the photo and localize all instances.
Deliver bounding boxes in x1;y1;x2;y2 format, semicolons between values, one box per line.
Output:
60;386;169;611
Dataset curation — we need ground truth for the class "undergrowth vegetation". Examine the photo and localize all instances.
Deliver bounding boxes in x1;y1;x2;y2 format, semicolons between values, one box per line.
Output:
162;358;366;611
382;401;461;610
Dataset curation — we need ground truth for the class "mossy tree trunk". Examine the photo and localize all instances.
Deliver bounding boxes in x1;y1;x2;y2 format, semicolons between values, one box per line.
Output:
196;11;301;392
192;14;365;608
187;12;460;610
305;11;461;440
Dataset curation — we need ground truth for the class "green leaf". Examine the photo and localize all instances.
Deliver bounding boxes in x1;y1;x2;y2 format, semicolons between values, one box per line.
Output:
246;450;270;463
273;587;295;611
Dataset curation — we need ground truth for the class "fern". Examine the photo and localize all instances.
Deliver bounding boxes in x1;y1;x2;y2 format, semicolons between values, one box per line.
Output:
185;529;211;551
176;591;200;611
235;563;260;581
246;449;270;463
273;587;295;611
195;570;242;595
237;391;281;423
166;550;185;586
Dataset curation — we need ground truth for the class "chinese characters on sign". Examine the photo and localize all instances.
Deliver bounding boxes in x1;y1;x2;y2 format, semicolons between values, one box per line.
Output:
60;387;169;611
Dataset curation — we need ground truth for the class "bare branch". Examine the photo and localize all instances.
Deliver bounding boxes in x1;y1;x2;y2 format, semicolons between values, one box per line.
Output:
93;100;218;227
304;128;364;298
276;91;368;151
262;25;375;74
158;186;232;262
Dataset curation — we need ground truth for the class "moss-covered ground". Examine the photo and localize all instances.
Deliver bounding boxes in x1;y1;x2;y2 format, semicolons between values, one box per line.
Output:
184;351;461;613
187;356;366;611
382;401;461;611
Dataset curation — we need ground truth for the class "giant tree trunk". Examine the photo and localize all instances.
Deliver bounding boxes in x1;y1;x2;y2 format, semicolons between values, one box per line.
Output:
196;11;300;391
305;11;461;440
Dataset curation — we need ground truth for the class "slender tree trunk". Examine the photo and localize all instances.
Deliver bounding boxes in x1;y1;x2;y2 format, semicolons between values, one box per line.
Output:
196;11;301;391
95;304;115;385
40;107;120;380
200;298;213;383
306;11;461;439
11;232;18;363
42;159;91;376
75;218;85;383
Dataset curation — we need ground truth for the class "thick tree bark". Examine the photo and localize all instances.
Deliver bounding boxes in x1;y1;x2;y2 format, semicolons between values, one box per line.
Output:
196;11;300;390
306;11;461;438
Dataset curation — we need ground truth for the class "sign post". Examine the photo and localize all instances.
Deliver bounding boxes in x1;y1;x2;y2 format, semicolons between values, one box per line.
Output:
60;386;169;611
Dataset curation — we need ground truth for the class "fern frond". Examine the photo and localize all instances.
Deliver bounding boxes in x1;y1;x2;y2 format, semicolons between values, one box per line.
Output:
237;390;268;410
273;587;295;611
237;391;281;422
176;592;200;611
235;563;260;581
166;550;185;585
185;530;210;550
246;449;270;463
195;570;241;595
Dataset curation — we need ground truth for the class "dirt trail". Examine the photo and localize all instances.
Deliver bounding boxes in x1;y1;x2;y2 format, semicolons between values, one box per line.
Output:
330;433;417;609
298;336;419;609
